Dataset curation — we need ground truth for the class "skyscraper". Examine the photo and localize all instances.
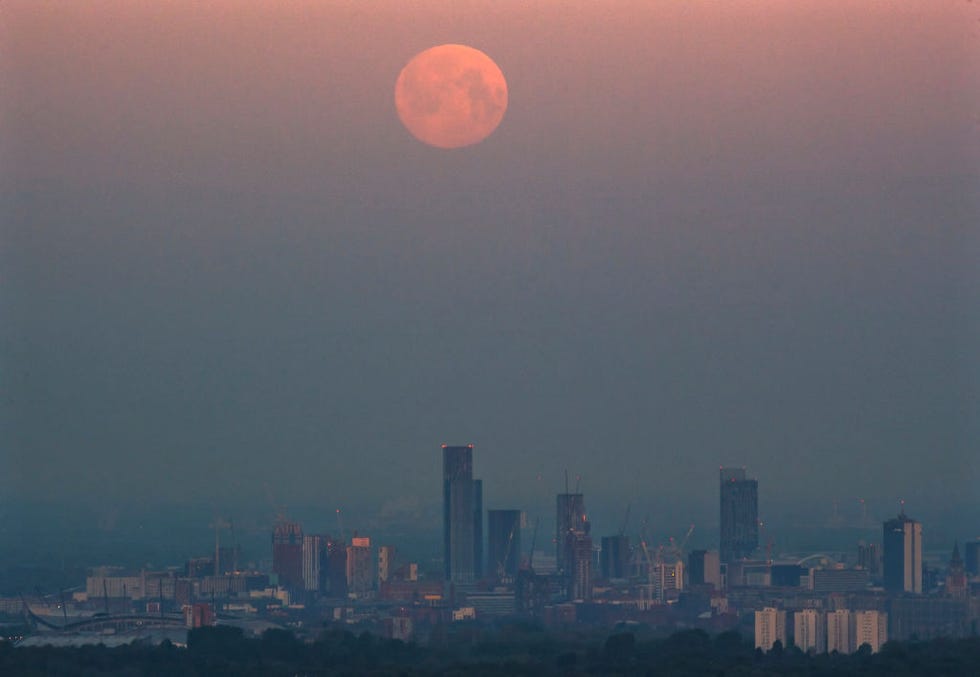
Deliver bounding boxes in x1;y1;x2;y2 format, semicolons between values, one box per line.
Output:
443;444;483;582
488;510;522;580
600;535;630;580
569;530;593;601
346;536;373;596
378;545;395;587
719;467;759;563
963;539;980;577
302;534;324;593
688;549;722;589
883;512;922;594
272;521;304;591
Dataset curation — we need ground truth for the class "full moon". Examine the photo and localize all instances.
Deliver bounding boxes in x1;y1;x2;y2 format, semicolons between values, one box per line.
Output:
395;44;508;149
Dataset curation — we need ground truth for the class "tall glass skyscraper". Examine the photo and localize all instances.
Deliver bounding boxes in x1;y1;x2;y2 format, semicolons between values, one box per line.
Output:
883;512;922;594
442;444;483;582
719;467;759;563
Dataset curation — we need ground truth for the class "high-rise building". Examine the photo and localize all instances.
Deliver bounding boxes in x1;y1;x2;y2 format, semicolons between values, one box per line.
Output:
443;444;483;582
826;609;854;654
488;510;522;580
654;560;684;602
272;521;304;591
556;493;587;574
600;535;630;580
883;512;922;594
569;531;593;601
754;607;787;651
719;467;758;563
378;545;395;587
794;609;826;654
857;541;881;577
854;610;888;653
346;536;372;595
302;534;324;592
325;538;348;597
964;539;980;576
688;549;722;589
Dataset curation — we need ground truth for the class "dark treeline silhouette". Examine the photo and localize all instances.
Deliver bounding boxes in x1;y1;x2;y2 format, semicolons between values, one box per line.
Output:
3;625;980;676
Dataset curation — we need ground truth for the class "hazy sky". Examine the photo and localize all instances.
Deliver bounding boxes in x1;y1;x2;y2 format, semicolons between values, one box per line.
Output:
2;1;977;527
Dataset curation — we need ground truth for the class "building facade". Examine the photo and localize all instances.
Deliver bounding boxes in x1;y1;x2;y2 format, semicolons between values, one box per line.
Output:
794;609;826;654
378;545;395;587
688;549;722;589
882;512;922;594
302;534;323;593
754;607;787;651
272;521;304;591
719;467;759;563
826;609;853;654
346;536;372;595
600;535;630;580
443;445;483;582
854;610;888;653
569;530;593;601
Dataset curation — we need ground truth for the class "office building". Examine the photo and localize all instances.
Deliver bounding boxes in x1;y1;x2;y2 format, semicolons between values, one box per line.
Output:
488;510;522;580
857;541;881;577
654;560;684;602
794;609;826;654
600;535;630;580
302;534;324;592
688;549;722;589
964;539;980;576
556;492;588;574
325;538;348;597
378;545;395;587
719;467;758;563
854;610;888;653
826;609;853;654
443;445;483;582
754;607;787;651
346;536;372;595
882;512;922;594
809;567;870;593
272;521;304;591
568;530;593;600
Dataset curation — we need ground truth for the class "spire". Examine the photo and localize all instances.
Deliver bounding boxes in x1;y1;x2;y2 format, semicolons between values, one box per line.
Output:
951;541;962;564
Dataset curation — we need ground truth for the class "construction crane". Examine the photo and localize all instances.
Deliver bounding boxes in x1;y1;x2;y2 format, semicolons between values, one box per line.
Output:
210;517;230;577
228;519;239;572
619;504;631;538
637;517;655;608
336;508;346;542
497;523;517;581
666;524;696;562
525;518;539;570
58;588;68;626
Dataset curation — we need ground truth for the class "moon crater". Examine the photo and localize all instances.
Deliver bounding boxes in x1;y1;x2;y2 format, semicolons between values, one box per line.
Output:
395;44;508;149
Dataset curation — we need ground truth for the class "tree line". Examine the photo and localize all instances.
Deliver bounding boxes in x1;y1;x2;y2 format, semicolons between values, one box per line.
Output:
2;624;979;675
